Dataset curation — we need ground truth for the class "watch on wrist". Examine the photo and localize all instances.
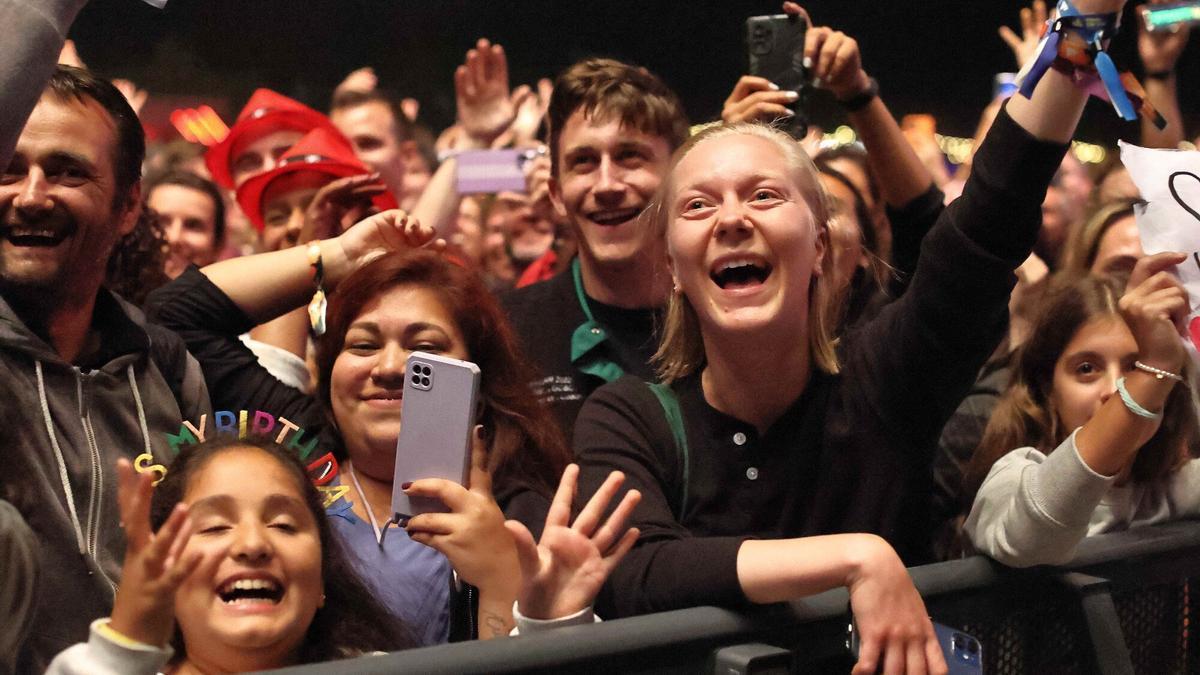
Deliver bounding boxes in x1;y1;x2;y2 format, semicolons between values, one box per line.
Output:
838;77;879;113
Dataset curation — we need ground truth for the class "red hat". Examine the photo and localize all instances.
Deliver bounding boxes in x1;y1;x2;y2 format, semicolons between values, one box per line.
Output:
236;127;397;231
205;89;339;189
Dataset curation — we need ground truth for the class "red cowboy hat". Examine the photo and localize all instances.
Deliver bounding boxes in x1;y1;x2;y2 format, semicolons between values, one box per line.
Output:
236;127;397;231
205;89;339;189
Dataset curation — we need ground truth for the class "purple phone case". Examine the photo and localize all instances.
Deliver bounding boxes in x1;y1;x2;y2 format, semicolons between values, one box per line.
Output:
390;352;481;518
455;148;529;194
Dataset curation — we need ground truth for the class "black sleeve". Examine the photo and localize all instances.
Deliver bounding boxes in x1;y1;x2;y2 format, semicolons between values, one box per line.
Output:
573;377;749;618
884;183;945;295
144;266;324;429
843;106;1067;455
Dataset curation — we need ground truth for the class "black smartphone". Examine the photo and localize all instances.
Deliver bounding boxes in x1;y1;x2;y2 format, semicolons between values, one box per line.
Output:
746;13;809;137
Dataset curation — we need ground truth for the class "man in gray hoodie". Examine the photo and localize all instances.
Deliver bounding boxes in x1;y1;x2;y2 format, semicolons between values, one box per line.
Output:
0;65;210;670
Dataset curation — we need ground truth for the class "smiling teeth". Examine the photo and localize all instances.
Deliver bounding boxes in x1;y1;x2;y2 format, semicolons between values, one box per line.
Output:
221;578;279;594
717;258;762;272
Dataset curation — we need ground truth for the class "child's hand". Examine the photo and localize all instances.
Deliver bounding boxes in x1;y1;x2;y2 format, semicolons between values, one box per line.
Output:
108;459;226;646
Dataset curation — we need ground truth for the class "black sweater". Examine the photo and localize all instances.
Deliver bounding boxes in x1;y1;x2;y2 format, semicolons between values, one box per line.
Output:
572;107;1067;619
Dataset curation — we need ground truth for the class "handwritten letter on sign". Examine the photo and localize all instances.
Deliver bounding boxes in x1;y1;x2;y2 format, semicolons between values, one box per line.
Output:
1120;141;1200;348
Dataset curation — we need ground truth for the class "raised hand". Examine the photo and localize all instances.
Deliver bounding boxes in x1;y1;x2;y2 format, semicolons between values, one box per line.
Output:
108;459;225;647
504;465;640;621
722;76;799;124
999;0;1048;69
507;78;553;147
334;67;379;97
300;173;388;242
112;79;149;116
1138;0;1191;74
782;4;872;101
334;209;440;266
1120;251;1189;375
845;536;947;675
456;38;517;148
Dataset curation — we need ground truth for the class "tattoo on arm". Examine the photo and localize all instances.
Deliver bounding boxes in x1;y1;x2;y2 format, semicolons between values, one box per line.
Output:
481;609;515;638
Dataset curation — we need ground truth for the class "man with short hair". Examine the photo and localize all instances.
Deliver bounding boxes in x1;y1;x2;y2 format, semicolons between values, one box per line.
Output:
0;65;209;669
330;88;425;211
501;58;690;439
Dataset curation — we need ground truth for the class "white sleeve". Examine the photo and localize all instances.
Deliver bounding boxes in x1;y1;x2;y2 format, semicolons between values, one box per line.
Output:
509;603;601;636
45;619;173;675
964;430;1116;567
1167;458;1200;517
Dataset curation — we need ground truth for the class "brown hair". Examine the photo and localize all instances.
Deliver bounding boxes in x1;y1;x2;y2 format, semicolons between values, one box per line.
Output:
1058;199;1139;277
329;89;414;143
150;436;413;661
314;250;569;497
547;58;690;176
964;274;1197;502
647;122;838;382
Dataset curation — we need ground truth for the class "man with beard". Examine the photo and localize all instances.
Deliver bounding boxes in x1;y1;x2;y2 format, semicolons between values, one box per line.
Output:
500;59;690;439
0;65;209;670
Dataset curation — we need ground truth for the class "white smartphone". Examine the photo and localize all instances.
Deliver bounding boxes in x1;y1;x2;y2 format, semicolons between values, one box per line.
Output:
390;352;482;519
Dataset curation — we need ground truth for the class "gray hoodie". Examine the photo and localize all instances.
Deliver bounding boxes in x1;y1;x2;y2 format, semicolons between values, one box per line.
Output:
0;290;209;671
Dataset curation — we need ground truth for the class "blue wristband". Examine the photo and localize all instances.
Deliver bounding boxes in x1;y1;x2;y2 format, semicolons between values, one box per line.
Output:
1116;376;1163;420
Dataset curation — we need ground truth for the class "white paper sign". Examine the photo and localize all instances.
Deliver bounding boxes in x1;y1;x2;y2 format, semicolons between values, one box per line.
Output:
1120;141;1200;348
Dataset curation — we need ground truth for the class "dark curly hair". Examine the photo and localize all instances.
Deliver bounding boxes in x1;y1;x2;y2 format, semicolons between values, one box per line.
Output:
105;207;170;307
150;435;414;664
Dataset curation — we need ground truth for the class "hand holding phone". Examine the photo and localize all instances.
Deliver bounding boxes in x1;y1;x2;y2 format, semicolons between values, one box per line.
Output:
455;147;546;195
746;13;810;135
847;617;983;674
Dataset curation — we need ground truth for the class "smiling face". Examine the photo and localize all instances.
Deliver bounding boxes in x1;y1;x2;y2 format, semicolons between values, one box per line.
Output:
174;446;323;667
550;109;671;271
149;184;219;278
1050;314;1137;434
666;132;825;340
329;284;469;472
0;95;138;303
331;101;407;204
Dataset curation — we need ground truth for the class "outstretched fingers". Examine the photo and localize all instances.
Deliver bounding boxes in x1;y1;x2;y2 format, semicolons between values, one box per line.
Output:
544;463;580;531
117;459;154;548
590;489;641;556
571;470;626;536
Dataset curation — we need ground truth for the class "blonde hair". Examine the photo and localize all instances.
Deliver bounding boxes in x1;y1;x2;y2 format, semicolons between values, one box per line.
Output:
648;122;839;382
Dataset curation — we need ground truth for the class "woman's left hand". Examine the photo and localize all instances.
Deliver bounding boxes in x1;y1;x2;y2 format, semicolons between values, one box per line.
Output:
404;427;521;597
504;465;641;620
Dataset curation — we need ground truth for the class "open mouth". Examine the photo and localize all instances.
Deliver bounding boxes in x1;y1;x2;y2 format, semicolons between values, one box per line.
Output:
710;257;773;290
4;228;67;247
217;578;284;605
588;207;641;227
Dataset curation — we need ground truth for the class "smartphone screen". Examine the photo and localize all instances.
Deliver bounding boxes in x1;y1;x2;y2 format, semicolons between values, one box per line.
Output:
390;352;481;519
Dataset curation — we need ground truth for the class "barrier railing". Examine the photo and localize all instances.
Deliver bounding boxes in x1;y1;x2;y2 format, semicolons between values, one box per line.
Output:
273;520;1200;674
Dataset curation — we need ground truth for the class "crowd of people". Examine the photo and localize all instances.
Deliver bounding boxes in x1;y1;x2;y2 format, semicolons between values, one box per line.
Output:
2;0;1198;672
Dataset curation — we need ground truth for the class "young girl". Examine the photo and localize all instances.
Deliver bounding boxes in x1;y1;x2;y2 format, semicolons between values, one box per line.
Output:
963;260;1200;567
46;438;638;673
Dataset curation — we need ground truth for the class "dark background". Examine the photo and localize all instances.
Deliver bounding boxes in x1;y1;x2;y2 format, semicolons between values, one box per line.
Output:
70;0;1198;144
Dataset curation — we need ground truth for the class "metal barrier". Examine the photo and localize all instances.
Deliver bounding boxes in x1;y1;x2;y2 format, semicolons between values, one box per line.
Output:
273;520;1200;674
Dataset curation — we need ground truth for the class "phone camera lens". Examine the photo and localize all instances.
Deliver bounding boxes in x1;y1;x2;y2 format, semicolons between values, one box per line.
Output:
420;376;430;387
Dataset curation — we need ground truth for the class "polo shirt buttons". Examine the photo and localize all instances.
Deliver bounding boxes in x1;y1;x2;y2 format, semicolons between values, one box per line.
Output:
746;467;759;480
733;432;747;446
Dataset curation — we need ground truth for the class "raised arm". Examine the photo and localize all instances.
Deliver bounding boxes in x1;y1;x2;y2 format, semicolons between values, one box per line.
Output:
1137;0;1190;149
199;209;436;324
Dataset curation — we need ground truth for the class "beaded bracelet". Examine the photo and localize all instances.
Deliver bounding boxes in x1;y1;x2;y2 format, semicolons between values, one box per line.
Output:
1116;376;1163;421
1134;360;1185;383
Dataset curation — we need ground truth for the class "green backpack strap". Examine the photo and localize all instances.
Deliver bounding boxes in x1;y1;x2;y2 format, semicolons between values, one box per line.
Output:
646;381;689;519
